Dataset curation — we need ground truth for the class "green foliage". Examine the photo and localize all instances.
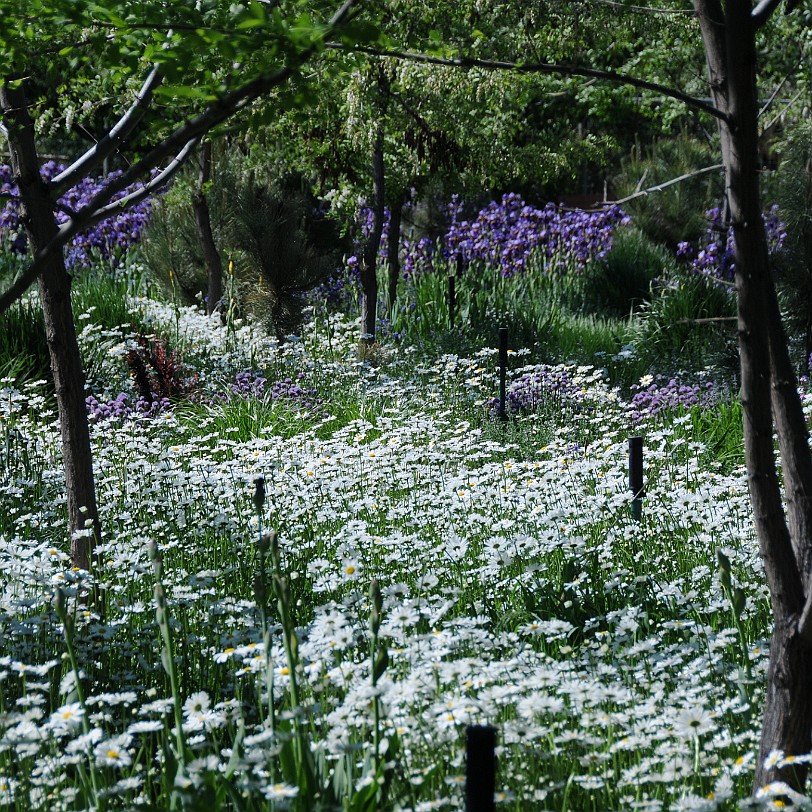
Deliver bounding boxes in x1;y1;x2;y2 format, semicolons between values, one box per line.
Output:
71;263;150;333
771;122;812;369
386;258;647;385
613;133;724;251
0;258;150;387
691;400;744;475
0;295;49;383
580;226;678;318
227;172;348;339
141;156;348;337
636;269;737;373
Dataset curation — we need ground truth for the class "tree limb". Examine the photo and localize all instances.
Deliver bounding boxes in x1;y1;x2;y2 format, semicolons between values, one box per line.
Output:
588;0;695;14
603;163;724;206
0;0;364;313
51;65;163;196
0;138;198;314
752;0;784;28
85;136;198;225
327;44;730;123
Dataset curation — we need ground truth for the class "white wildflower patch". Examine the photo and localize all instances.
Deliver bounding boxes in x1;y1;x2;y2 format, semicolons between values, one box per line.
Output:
0;300;777;809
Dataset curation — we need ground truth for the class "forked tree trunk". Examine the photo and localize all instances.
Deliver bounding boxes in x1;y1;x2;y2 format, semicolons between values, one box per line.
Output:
1;83;100;571
696;0;812;792
192;140;223;316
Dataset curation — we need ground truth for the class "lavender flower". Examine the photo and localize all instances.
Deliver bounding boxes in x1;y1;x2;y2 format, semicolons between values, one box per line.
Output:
682;205;786;283
629;376;718;422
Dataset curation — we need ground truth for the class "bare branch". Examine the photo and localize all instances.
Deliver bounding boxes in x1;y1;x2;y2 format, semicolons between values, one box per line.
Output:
51;65;163;196
603;163;724;206
796;583;812;643
677;315;738;323
328;44;730;123
763;88;804;133
588;0;695;14
752;0;784;28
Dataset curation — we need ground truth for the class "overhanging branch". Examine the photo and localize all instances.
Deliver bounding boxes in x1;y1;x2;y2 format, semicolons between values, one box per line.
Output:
0;0;364;314
752;0;783;28
605;163;724;206
0;138;199;314
327;44;730;124
51;65;163;196
87;137;198;224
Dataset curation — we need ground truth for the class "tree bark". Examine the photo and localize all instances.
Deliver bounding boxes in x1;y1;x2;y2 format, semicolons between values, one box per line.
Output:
387;190;406;316
0;83;100;571
695;0;812;792
360;66;389;345
192;141;223;316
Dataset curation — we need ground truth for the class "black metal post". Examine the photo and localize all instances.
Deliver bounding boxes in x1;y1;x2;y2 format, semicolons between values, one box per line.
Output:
629;436;644;521
449;274;456;328
498;327;508;422
466;725;496;812
456;253;465;277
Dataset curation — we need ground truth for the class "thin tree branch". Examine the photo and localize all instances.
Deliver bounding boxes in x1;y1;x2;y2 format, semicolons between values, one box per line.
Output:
51;65;163;196
588;0;695;14
87;137;198;223
604;163;724;206
752;0;784;28
763;88;804;133
327;44;730;123
677;315;738;323
0;139;198;314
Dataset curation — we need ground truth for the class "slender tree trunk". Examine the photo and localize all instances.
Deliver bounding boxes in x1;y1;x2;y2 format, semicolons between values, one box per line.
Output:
1;83;100;571
387;190;406;317
360;66;389;345
696;0;812;792
192;141;223;316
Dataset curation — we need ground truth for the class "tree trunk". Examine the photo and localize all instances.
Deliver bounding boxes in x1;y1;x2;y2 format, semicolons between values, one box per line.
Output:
192;141;223;316
387;190;406;316
1;83;100;571
360;66;389;345
696;0;812;792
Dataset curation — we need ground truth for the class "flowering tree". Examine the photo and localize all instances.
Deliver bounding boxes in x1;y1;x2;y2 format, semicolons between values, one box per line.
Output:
0;0;365;571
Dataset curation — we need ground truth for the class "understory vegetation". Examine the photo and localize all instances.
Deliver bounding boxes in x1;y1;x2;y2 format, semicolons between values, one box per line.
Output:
0;148;808;810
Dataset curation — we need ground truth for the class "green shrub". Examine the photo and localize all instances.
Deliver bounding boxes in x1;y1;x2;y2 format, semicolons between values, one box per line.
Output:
140;152;348;338
0;295;49;383
613;133;724;250
581;226;678;318
637;268;737;373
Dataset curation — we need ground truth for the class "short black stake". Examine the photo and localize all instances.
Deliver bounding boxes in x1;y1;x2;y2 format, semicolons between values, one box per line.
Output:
466;725;496;812
456;253;465;278
629;436;644;522
448;274;457;328
498;327;508;422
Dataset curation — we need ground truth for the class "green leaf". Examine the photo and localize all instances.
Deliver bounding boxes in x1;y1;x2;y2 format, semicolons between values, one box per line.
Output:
155;84;217;101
